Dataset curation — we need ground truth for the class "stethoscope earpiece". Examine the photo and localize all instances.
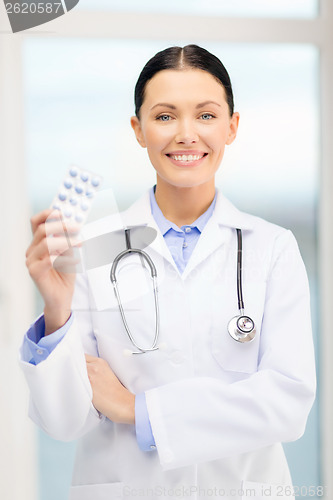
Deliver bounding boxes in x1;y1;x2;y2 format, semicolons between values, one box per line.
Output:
228;315;256;343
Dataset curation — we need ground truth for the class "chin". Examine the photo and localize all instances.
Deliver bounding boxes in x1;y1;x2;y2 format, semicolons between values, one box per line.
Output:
161;177;214;190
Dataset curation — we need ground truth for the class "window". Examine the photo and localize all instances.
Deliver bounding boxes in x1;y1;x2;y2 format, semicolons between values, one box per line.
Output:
23;37;320;499
77;0;319;19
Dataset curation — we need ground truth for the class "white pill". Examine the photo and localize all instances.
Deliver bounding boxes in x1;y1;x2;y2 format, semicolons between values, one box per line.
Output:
64;178;73;189
69;197;78;206
81;172;89;182
69;167;78;177
58;192;67;201
85;188;94;198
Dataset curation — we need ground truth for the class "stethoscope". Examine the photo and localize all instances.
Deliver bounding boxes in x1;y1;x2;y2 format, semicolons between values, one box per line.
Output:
110;227;256;355
110;228;160;355
227;228;256;343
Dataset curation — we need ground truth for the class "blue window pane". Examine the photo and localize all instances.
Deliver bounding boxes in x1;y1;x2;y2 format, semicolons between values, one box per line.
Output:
77;0;318;19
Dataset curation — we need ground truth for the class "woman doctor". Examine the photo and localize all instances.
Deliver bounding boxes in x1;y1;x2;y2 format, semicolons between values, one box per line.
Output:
21;45;316;500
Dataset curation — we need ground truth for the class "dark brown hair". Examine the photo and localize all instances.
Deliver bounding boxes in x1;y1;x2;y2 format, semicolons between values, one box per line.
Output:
134;44;234;118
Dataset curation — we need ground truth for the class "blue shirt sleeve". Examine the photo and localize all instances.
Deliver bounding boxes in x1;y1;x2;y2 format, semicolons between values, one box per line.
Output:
135;393;156;451
22;313;73;365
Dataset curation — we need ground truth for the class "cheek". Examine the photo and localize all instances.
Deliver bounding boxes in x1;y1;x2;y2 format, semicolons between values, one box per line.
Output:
144;124;174;151
202;124;230;151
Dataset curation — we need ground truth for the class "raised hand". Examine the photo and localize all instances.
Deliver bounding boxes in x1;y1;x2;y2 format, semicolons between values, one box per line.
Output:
25;209;81;334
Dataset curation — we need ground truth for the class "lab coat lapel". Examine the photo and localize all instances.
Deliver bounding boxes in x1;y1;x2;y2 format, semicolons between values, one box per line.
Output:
108;190;255;277
181;193;254;280
83;190;254;311
122;191;180;271
181;215;226;280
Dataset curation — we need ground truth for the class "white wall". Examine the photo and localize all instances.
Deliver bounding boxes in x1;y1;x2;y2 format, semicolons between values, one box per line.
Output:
0;29;38;500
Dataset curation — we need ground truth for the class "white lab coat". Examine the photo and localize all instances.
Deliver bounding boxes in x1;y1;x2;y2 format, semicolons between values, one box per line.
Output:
19;191;316;500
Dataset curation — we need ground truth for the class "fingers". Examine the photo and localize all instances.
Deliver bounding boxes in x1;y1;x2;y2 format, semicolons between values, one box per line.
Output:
85;354;109;367
27;255;54;281
26;210;82;280
85;354;98;363
53;253;82;274
85;354;112;375
30;209;80;242
28;236;77;258
30;209;59;234
26;209;81;265
28;220;80;253
26;239;81;274
26;210;79;309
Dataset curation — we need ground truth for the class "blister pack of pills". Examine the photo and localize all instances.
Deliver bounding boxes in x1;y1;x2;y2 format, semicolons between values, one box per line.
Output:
50;165;103;226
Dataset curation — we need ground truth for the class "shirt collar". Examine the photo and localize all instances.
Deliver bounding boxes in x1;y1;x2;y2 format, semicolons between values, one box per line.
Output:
149;186;217;236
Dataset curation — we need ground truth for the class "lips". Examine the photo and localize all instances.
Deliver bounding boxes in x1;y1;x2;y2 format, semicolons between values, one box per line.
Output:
169;153;204;161
166;151;208;166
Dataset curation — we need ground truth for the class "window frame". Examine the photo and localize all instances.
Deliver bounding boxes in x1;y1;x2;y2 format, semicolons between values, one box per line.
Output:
0;2;332;498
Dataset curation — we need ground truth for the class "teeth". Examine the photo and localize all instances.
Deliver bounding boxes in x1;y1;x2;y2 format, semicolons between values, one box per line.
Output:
170;154;204;161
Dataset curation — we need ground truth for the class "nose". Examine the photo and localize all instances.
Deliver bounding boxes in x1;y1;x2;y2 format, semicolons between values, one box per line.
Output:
175;119;199;145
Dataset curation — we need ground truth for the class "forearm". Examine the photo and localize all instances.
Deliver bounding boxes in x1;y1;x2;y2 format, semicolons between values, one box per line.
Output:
44;305;72;335
85;354;135;425
95;387;135;425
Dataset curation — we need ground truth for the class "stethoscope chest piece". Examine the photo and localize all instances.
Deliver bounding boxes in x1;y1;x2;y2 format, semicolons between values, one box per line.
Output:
228;315;256;343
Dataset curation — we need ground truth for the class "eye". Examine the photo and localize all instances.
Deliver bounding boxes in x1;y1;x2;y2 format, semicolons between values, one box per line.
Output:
156;114;172;122
200;113;215;120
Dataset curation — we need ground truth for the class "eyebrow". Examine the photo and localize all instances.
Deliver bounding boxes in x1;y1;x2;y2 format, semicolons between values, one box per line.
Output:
150;100;221;111
150;103;176;111
196;100;221;109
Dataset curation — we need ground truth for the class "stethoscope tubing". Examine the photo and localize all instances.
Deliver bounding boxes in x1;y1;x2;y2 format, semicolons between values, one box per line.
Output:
228;228;256;343
110;227;256;353
110;248;157;282
236;228;245;312
110;229;160;354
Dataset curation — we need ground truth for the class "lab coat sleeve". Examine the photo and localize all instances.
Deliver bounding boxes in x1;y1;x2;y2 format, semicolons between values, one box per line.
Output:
22;314;72;365
19;272;104;441
145;230;316;470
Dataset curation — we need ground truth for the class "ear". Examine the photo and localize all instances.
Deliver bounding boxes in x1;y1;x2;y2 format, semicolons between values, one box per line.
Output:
130;116;146;148
226;112;240;145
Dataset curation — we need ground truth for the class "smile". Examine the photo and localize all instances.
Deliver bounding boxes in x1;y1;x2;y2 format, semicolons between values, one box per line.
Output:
169;153;205;161
166;152;208;166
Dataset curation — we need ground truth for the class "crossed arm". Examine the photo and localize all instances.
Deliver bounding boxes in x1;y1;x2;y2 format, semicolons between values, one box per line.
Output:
85;354;135;425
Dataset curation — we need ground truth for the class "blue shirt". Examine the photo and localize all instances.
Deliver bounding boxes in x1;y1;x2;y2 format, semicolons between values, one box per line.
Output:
149;186;216;274
23;186;216;451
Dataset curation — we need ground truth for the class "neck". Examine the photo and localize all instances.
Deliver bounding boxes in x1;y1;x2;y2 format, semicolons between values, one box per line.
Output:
154;178;216;227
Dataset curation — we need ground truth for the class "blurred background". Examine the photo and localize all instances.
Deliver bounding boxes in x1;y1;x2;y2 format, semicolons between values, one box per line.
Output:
0;1;332;499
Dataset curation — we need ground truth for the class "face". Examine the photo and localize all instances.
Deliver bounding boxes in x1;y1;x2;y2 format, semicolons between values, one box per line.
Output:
131;68;239;190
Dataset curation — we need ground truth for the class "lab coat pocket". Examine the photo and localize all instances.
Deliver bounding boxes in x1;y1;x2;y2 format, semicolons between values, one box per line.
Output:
241;481;294;499
69;482;124;499
211;282;266;374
